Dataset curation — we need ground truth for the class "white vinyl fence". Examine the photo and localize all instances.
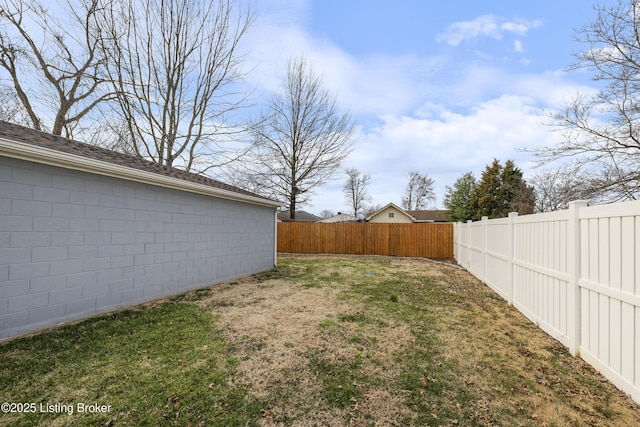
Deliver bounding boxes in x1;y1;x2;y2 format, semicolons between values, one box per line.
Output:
454;200;640;404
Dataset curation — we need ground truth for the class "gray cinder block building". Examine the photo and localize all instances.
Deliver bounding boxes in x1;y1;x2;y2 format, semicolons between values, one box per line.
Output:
0;121;280;339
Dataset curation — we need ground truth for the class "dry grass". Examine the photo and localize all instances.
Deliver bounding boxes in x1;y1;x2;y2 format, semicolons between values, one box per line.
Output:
197;278;417;425
2;254;639;426
193;255;640;426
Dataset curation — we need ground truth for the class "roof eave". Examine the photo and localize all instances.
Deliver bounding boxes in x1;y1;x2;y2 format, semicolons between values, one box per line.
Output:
0;137;282;209
366;202;416;221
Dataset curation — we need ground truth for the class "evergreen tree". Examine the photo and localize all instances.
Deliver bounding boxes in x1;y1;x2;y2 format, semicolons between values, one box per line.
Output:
471;159;502;219
501;160;535;216
443;172;476;222
470;159;535;219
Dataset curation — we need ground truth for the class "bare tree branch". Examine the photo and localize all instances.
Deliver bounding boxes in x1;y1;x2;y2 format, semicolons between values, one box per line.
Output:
527;0;640;202
343;168;371;218
401;171;436;210
0;0;112;138
0;83;29;124
230;56;356;220
97;0;254;173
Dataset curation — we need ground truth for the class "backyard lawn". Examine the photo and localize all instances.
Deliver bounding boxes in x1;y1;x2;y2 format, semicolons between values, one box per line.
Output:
1;255;639;426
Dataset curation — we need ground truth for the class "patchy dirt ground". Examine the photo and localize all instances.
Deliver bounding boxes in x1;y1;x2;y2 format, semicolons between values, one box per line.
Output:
196;277;415;425
194;255;640;426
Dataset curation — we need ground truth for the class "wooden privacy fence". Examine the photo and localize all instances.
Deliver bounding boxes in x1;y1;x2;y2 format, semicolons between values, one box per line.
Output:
454;199;640;405
278;222;453;259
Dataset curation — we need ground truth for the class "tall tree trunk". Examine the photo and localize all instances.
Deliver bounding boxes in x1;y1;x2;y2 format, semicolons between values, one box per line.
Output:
289;192;297;221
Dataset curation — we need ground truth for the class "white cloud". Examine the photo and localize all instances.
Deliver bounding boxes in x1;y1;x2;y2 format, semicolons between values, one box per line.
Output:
359;95;550;172
243;10;449;117
500;20;542;35
309;95;569;213
437;15;543;46
514;40;524;53
240;1;590;214
432;63;596;112
244;6;567;122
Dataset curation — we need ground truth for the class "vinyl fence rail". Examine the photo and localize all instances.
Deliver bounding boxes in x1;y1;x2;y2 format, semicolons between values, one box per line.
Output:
278;222;453;259
454;200;640;404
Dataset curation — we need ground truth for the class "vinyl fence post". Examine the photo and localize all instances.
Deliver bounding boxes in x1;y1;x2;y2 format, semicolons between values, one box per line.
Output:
481;216;488;283
467;220;472;269
508;212;519;305
274;210;278;266
456;222;462;262
567;200;587;356
453;222;457;260
458;222;463;262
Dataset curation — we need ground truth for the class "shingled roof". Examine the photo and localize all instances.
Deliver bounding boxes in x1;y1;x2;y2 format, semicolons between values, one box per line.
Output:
0;121;279;207
406;210;449;222
277;210;322;222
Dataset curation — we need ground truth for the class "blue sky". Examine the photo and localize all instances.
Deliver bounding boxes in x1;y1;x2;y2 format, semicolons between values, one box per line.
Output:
242;0;610;214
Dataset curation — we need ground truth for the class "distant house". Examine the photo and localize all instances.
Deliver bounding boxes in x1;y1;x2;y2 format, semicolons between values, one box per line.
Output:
366;203;416;223
318;212;358;223
277;211;322;222
406;210;449;223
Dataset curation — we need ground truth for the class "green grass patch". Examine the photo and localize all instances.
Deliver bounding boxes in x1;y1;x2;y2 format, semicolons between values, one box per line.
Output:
0;302;263;426
337;312;368;323
308;355;362;408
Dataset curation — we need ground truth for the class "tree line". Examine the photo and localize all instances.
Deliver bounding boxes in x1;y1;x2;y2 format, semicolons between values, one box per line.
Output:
340;169;435;219
443;159;535;222
3;0;640;217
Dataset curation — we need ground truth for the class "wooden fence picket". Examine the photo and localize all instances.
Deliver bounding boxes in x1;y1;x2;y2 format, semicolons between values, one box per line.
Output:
277;222;453;259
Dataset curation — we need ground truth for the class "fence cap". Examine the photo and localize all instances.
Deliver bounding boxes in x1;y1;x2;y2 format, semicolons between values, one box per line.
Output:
569;200;588;207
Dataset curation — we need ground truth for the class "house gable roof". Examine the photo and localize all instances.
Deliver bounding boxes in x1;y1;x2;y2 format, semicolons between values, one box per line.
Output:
277;211;322;222
406;210;449;222
318;213;358;222
0;121;281;208
365;202;416;222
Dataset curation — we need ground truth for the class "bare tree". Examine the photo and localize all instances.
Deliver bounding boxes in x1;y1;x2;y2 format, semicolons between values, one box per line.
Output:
530;166;583;212
0;84;29;124
528;0;640;201
319;209;335;219
237;57;356;220
364;203;383;218
401;171;435;210
343;168;371;218
530;164;612;212
98;0;253;172
0;0;111;138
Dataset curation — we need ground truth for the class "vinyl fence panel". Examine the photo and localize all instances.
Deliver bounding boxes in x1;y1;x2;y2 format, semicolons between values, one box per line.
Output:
512;208;573;349
468;220;485;280
484;215;514;302
577;202;640;403
453;200;640;405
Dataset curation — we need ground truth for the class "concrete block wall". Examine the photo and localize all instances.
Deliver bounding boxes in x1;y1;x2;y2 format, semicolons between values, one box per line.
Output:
0;156;276;339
